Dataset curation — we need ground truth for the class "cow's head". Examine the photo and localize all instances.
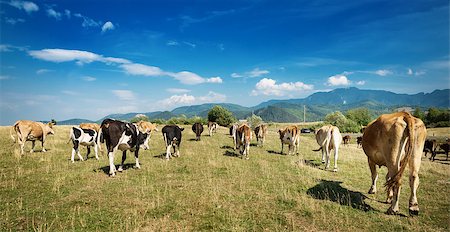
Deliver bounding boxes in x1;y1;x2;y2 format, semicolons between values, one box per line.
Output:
45;123;55;135
137;131;150;150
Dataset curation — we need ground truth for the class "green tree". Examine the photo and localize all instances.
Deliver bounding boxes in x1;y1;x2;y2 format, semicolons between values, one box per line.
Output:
324;111;359;133
130;114;149;123
246;114;263;130
412;107;425;121
207;105;236;126
345;108;372;126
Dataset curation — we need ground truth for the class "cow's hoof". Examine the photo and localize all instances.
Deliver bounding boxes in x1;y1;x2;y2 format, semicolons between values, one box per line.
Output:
118;167;123;172
333;168;338;172
321;161;325;164
110;173;115;177
135;165;141;169
409;209;419;216
386;208;398;215
368;189;376;194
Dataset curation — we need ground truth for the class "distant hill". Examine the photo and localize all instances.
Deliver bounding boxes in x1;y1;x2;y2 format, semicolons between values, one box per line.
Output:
57;118;96;125
58;88;449;124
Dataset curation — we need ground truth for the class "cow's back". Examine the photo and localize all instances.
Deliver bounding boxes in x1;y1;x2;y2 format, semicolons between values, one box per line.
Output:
16;120;44;140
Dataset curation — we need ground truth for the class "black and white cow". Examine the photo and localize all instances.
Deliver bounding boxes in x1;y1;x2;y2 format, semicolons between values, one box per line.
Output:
100;119;150;176
69;127;99;163
162;125;184;160
191;122;203;141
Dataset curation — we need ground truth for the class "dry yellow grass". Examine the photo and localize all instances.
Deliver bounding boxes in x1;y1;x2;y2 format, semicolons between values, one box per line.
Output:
0;125;449;231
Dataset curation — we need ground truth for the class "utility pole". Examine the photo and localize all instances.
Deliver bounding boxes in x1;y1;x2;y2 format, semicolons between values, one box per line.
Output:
303;105;306;123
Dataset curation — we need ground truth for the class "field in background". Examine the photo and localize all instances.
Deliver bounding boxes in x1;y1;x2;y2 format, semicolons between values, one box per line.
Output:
1;125;449;231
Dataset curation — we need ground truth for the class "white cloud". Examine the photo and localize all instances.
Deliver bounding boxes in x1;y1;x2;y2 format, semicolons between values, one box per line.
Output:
356;80;365;85
4;17;25;25
64;9;71;18
28;48;130;65
36;69;53;74
251;78;314;96
166;40;179;46
327;75;350;86
120;63;165;76
169;71;205;85
206;77;223;83
231;73;243;78
218;43;225;51
183;41;196;48
159;91;226;108
0;75;10;80
166;88;191;94
74;13;101;27
248;68;269;77
10;0;39;13
82;76;96;81
407;68;426;76
407;68;413;75
0;45;12;52
112;90;135;101
46;8;61;20
374;69;392;76
101;21;115;33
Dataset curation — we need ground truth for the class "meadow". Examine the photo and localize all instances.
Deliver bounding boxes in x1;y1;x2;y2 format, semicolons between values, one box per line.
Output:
1;124;449;231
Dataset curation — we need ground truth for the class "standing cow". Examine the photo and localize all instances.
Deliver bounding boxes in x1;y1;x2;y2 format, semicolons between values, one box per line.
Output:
278;125;300;155
342;135;351;146
254;124;268;147
230;123;239;149
100;119;150;176
69;127;99;162
191;122;204;141
423;139;438;160
207;121;218;136
362;112;426;215
235;124;252;159
356;136;363;148
135;120;158;150
162;125;184;160
80;123;102;152
10;120;55;155
313;125;342;172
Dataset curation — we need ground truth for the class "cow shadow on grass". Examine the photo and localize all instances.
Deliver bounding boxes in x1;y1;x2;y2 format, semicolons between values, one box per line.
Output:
267;150;282;155
96;163;137;175
304;159;322;168
307;180;375;212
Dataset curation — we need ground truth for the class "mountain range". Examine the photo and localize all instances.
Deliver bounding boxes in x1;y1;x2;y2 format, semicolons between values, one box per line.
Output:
58;87;450;124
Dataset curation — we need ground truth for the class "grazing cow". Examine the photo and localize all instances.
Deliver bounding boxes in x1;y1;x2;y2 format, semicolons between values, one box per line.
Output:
192;122;204;141
343;135;351;146
162;125;184;160
254;124;268;147
356;136;363;148
278;125;300;155
10;120;55;155
229;123;239;149
423;139;438;160
69;127;99;162
207;121;218;136
235;124;252;159
100;119;150;176
313;125;342;172
135;121;158;150
80;123;102;152
438;141;449;161
362;112;426;215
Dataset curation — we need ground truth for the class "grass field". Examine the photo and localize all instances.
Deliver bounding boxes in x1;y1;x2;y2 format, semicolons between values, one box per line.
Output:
1;124;449;231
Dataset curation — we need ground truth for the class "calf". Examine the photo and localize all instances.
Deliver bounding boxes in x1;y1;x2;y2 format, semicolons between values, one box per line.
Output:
356;136;363;148
69;127;99;162
342;135;351;146
235;124;252;159
10;120;55;155
254;124;268;147
162;125;184;160
278;125;300;155
191;122;204;141
80;123;102;152
100;119;149;176
313;125;342;172
208;121;218;136
424;139;438;160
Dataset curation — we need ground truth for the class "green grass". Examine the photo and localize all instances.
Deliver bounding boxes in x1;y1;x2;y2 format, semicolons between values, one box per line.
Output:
1;125;449;231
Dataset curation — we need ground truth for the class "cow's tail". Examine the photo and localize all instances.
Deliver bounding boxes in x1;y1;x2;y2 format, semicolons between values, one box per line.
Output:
10;123;17;142
385;113;415;193
312;147;322;152
67;127;74;144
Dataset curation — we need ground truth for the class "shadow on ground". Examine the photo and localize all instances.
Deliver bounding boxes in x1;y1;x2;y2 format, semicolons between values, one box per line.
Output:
307;179;375;212
96;163;138;175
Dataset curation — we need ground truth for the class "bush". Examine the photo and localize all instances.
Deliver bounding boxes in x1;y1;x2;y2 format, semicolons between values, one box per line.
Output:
345;108;372;126
246;114;263;130
324;111;360;133
207;105;236;126
130;115;149;123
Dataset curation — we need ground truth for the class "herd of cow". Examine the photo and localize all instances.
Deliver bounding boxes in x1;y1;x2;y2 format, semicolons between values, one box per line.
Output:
8;112;450;216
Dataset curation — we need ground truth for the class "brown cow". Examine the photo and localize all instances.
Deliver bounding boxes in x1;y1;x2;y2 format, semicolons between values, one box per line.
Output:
362;112;426;215
254;124;268;147
343;135;351;146
313;125;342;172
356;136;363;148
438;140;449;161
10;120;55;155
79;123;100;132
235;124;252;159
278;125;300;155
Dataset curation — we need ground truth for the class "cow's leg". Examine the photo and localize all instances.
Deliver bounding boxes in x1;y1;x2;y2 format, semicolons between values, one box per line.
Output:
30;141;36;153
387;184;401;215
19;139;25;155
175;145;180;157
333;147;339;172
324;148;331;170
165;144;172;160
430;149;436;161
409;154;421;216
368;159;378;194
134;149;141;169
281;142;284;155
118;151;126;172
321;147;325;163
71;142;77;163
385;172;393;204
108;150;116;176
41;139;46;153
94;144;99;160
245;142;250;160
77;147;84;161
86;146;91;160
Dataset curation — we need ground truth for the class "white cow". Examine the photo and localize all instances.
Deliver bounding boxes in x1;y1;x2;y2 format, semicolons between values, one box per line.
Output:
69;127;99;163
313;125;343;172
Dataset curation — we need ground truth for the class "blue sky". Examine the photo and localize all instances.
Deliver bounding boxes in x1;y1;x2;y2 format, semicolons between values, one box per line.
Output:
0;0;448;124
